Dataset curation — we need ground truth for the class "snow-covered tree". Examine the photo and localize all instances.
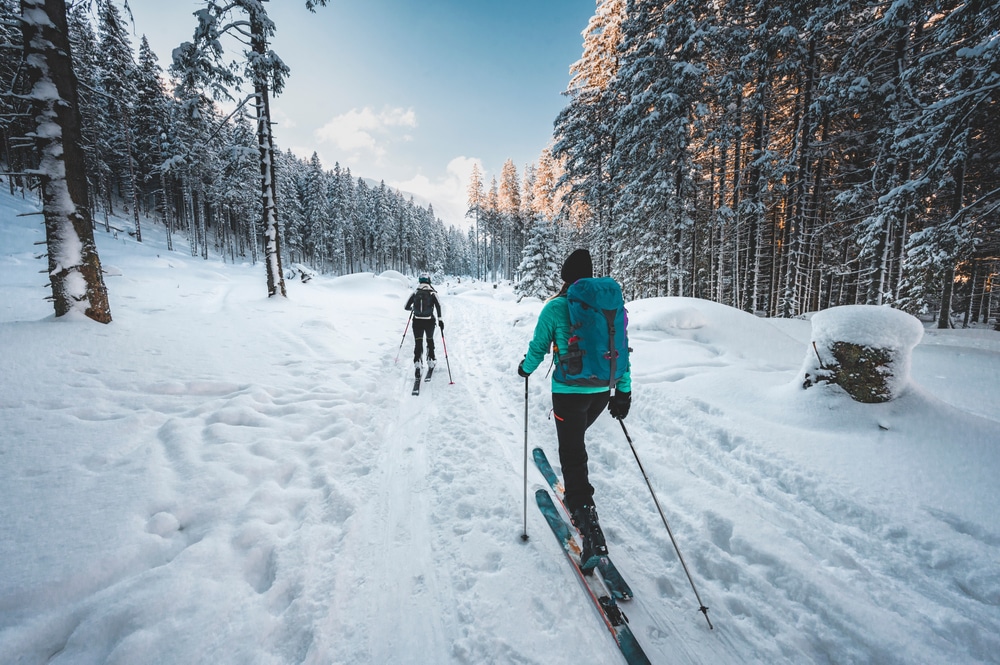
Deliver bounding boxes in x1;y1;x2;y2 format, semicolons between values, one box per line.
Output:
19;0;111;323
96;0;140;235
173;1;330;296
515;215;562;300
499;158;523;279
133;36;171;229
553;0;625;272
66;4;103;219
466;161;484;279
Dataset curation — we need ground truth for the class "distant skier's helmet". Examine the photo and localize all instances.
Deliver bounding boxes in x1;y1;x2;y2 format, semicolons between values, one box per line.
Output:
418;273;431;284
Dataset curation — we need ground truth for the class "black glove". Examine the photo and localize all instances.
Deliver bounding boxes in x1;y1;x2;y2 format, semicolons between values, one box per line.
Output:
608;391;631;420
517;360;530;378
438;319;444;330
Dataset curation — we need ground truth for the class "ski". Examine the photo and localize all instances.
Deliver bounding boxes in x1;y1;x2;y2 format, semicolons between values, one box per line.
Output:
424;366;435;382
412;367;422;395
536;489;651;665
533;447;633;601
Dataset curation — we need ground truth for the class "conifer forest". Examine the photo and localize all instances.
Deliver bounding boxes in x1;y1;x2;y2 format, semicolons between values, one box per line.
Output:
549;0;999;327
3;0;998;327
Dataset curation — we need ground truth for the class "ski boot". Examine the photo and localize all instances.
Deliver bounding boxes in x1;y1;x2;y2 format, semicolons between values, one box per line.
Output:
571;504;608;572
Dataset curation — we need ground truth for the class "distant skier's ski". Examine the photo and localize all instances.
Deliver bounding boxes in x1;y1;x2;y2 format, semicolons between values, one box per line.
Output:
424;366;435;382
533;447;633;601
412;367;422;395
536;489;651;665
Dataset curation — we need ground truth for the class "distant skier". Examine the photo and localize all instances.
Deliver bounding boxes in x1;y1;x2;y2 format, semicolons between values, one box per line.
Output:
405;274;443;374
517;249;632;568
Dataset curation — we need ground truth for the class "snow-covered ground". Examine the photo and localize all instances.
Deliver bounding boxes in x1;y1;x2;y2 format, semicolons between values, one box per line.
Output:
2;187;999;665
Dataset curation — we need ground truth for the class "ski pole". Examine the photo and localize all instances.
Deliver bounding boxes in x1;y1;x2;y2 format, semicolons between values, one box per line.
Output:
439;322;454;384
619;419;713;630
394;311;413;365
521;374;529;542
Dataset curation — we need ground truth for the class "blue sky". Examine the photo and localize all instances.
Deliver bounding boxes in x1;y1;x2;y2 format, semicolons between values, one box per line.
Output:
125;0;596;228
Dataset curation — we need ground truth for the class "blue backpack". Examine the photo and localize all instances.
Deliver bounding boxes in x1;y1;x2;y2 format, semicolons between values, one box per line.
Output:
554;277;630;390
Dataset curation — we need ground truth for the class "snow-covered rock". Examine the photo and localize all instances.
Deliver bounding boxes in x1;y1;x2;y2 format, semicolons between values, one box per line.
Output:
801;305;924;402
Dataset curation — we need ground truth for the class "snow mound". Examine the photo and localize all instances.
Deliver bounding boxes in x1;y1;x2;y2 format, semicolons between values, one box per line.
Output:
627;297;803;368
377;270;410;289
629;304;708;331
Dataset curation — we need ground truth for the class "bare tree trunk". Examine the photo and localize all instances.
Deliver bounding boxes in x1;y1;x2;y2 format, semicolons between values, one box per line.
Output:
938;159;965;329
160;170;173;252
744;82;766;314
21;0;111;323
250;13;286;298
120;106;142;242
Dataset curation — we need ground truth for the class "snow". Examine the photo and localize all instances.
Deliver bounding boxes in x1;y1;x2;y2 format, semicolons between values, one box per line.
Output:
2;186;1000;664
810;305;924;351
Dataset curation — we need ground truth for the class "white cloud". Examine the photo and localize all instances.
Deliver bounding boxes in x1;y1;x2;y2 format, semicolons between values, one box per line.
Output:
392;156;483;230
269;107;297;130
315;106;417;161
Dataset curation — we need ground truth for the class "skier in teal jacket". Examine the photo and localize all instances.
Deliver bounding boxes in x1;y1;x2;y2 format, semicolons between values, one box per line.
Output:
518;249;632;567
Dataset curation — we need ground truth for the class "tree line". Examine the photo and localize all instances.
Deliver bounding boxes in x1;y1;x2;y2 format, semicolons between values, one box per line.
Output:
465;148;593;300
2;0;468;322
5;1;997;325
506;0;999;326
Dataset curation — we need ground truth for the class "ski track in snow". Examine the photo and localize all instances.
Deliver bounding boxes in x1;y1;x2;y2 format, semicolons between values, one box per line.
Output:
3;208;1000;663
584;371;1000;665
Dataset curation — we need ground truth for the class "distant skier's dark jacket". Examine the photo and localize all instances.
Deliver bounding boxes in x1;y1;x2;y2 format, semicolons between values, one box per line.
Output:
405;284;441;320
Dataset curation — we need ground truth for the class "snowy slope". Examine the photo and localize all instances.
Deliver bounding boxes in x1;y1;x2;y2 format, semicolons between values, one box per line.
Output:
1;187;999;665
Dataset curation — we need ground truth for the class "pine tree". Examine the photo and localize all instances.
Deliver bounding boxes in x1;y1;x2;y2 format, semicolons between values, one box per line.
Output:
499;158;523;280
515;215;562;300
483;176;500;281
172;1;333;296
532;148;561;224
331;163;357;273
554;0;625;273
66;5;103;222
611;0;712;297
133;36;171;224
302;152;328;266
19;0;111;323
323;165;346;275
466;162;485;279
96;0;140;235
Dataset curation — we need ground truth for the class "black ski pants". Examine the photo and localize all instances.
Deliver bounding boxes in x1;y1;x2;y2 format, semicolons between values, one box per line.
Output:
552;391;611;514
412;318;437;363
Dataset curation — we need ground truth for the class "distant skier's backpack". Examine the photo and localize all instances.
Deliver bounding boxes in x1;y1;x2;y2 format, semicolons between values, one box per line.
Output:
554;277;630;390
412;288;435;318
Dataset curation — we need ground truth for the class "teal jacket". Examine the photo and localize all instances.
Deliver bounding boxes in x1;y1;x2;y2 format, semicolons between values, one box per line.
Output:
522;294;632;394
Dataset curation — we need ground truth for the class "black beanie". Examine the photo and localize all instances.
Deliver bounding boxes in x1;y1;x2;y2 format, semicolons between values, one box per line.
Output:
561;249;593;283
